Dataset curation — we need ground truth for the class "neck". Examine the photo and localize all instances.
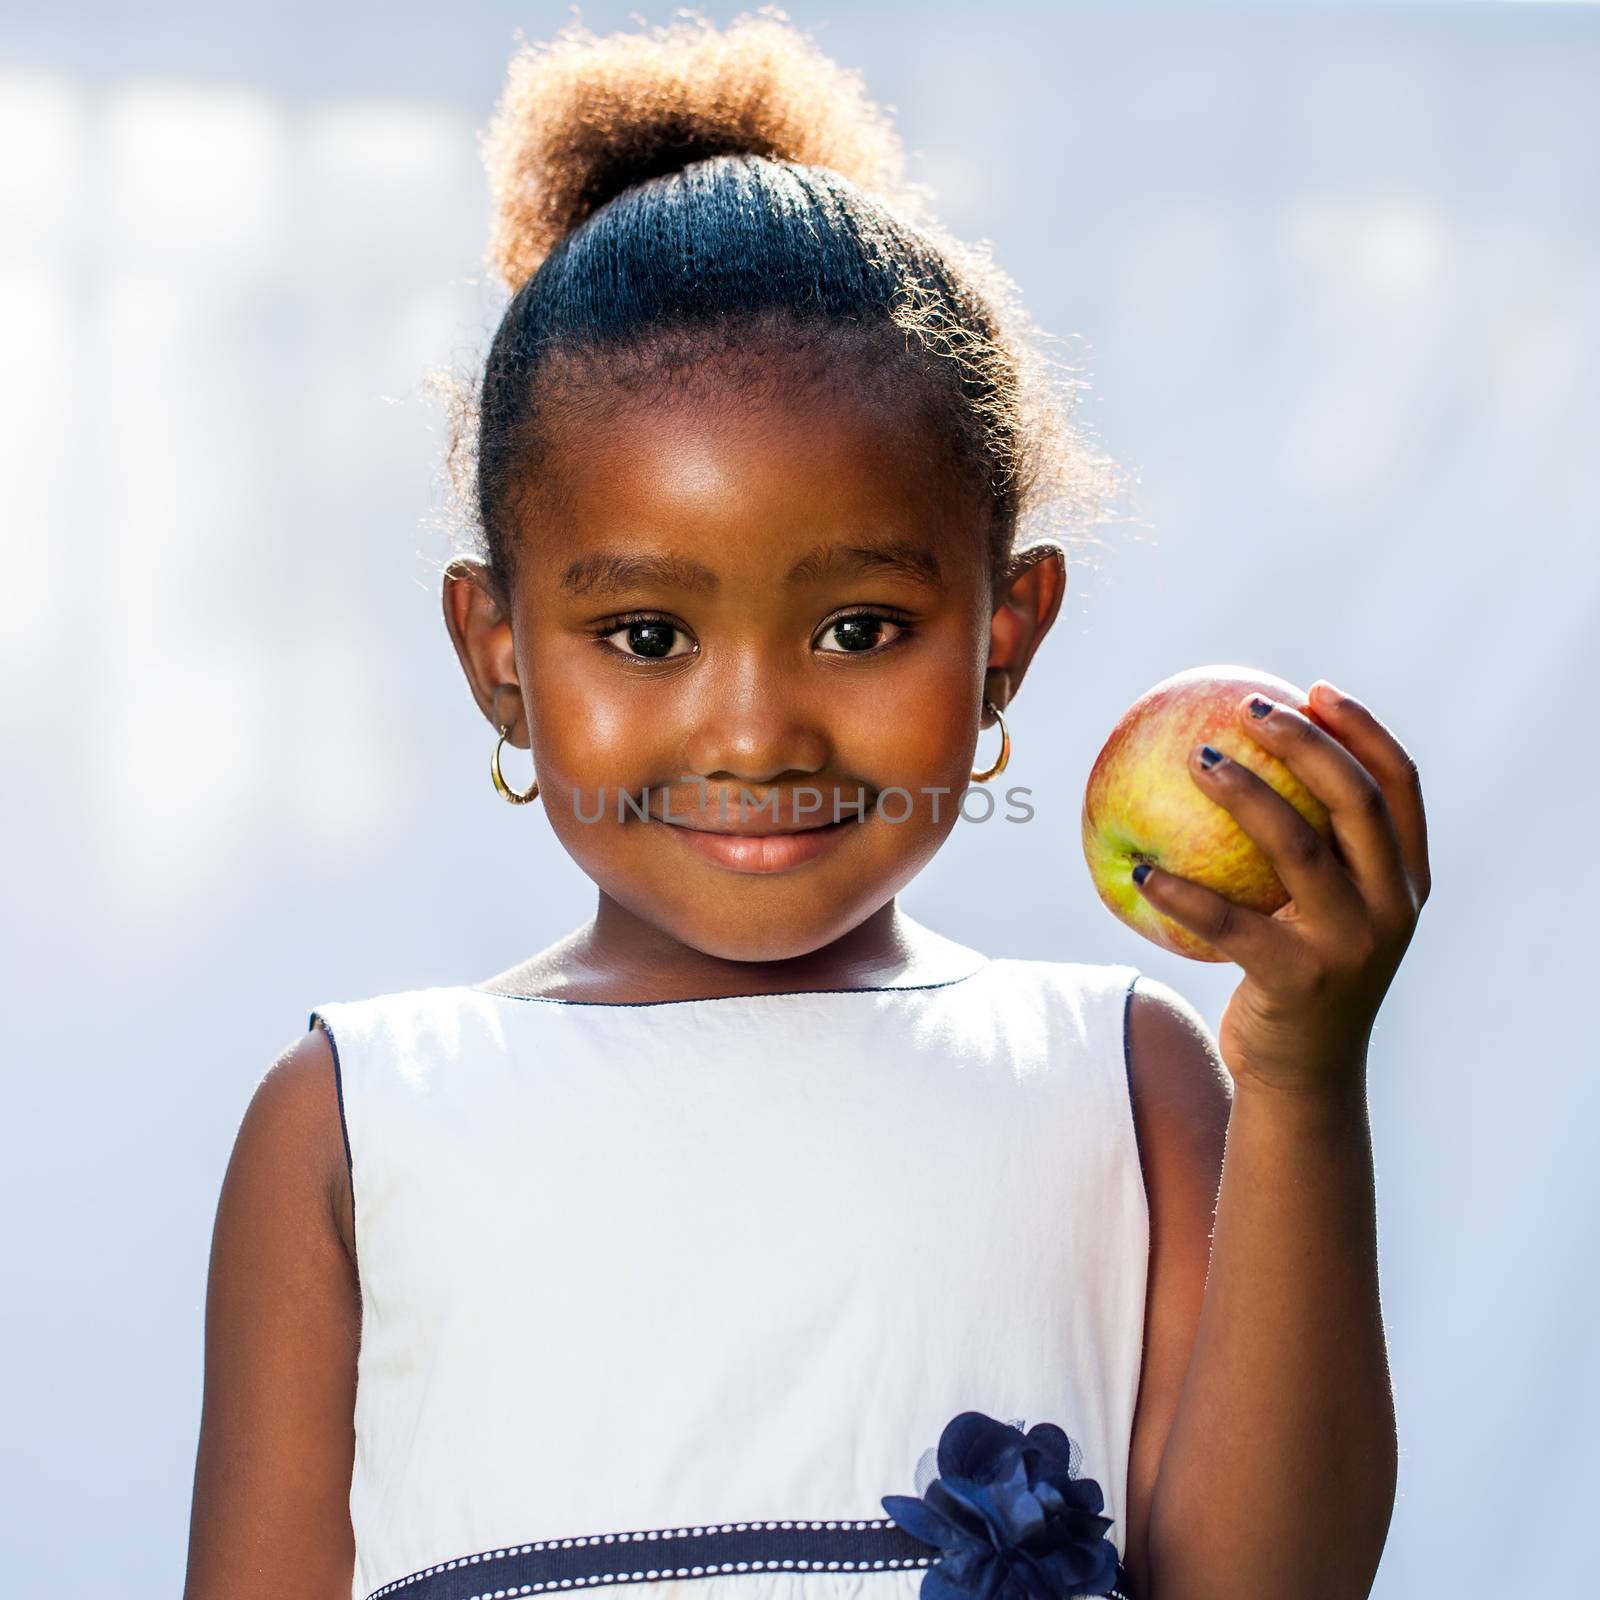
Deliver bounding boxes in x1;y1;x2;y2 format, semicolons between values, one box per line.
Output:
492;899;984;1005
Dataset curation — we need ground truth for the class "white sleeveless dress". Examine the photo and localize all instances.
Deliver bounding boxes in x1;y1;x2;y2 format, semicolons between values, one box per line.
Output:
308;955;1149;1600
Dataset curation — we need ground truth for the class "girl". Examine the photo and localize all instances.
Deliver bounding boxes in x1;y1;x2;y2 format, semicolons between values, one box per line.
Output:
183;13;1428;1600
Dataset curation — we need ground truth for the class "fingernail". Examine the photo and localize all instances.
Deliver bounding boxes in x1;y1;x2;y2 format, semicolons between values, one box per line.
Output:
1247;696;1275;719
1312;680;1342;705
1132;862;1151;886
1198;744;1226;769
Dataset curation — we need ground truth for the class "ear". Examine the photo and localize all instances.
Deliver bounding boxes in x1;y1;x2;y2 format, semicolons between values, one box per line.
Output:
983;543;1068;723
442;557;526;743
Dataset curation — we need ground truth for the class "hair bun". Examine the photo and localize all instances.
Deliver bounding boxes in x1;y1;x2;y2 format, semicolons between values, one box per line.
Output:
483;8;922;289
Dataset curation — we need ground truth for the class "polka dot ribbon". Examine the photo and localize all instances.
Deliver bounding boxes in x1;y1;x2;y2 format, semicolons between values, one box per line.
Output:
363;1516;1134;1600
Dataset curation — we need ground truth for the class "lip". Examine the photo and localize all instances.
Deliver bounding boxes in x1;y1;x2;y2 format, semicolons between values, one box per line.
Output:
662;813;865;873
653;800;867;836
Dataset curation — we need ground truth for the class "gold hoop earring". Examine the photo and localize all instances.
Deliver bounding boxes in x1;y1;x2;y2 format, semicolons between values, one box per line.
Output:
971;699;1011;784
491;722;540;805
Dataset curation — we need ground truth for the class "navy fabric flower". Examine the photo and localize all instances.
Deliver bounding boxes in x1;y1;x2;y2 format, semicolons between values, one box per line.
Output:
881;1410;1121;1600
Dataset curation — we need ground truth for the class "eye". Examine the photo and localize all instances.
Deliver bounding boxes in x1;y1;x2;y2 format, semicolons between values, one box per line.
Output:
816;611;913;655
593;613;696;662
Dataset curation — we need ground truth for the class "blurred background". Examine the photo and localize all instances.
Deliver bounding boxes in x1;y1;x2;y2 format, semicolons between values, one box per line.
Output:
3;0;1596;1593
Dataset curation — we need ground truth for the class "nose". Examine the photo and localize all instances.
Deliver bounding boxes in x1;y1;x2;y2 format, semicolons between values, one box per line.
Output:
678;650;831;785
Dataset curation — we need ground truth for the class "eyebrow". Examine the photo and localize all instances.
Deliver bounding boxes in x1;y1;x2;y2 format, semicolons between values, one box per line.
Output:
559;538;946;598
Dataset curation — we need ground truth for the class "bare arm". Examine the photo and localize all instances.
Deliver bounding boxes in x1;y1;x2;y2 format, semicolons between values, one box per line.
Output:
1145;1058;1394;1599
183;1024;360;1599
1119;978;1232;1600
1120;977;1394;1600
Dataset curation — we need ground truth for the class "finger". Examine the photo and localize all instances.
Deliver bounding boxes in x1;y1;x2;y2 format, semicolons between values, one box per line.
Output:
1309;680;1431;907
1187;741;1367;931
1132;859;1287;972
1236;691;1412;922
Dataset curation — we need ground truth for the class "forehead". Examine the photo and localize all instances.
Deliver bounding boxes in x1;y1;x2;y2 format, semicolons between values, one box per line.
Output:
525;366;983;589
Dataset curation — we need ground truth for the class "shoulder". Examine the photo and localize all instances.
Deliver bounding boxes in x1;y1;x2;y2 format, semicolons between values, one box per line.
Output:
1124;975;1233;1166
229;1024;354;1267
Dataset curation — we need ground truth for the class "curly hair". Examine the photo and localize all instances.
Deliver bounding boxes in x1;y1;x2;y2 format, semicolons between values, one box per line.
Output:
445;6;1115;606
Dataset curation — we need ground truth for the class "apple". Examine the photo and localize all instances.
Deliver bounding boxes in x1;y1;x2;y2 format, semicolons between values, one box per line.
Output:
1080;664;1335;962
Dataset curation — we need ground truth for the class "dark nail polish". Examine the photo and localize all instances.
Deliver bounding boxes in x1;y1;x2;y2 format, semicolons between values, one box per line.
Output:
1199;744;1225;769
1248;696;1275;718
1132;862;1151;886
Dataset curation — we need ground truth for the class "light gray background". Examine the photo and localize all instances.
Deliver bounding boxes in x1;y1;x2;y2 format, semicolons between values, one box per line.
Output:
3;1;1595;1593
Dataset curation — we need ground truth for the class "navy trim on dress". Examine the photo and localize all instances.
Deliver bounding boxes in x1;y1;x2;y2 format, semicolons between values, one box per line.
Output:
469;960;993;1009
1121;971;1147;1186
364;1518;1134;1600
1121;970;1140;1098
308;1009;356;1249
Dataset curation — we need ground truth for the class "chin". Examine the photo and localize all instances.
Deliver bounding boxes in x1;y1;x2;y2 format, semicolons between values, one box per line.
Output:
650;893;871;966
596;863;869;966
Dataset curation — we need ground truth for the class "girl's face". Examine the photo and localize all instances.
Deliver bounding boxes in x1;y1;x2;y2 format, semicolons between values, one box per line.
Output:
446;366;1065;966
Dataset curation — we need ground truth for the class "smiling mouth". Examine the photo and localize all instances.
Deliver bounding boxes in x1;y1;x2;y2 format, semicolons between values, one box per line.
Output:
667;813;864;836
659;809;867;872
652;799;871;836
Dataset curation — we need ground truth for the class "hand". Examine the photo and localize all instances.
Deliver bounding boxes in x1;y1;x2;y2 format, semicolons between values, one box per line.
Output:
1132;680;1431;1096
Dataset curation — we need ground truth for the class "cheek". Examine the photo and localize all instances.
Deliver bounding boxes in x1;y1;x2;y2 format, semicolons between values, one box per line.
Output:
550;689;639;763
855;643;983;779
866;706;969;787
524;638;662;778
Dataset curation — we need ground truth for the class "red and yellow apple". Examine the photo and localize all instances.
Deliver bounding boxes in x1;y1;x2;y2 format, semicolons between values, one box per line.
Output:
1080;664;1335;961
